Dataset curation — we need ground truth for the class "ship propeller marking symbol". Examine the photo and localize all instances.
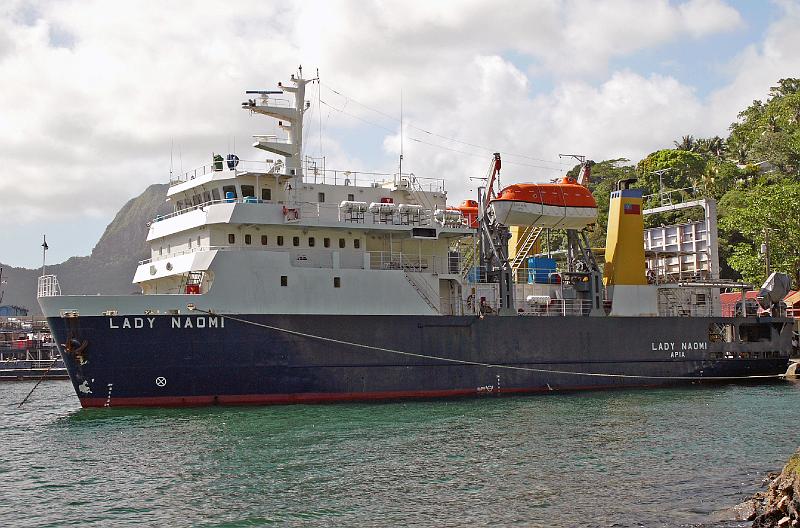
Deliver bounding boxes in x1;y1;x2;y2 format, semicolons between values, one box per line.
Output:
155;376;167;387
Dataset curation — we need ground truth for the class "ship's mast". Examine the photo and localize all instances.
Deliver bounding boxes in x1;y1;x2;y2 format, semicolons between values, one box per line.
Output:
244;66;314;187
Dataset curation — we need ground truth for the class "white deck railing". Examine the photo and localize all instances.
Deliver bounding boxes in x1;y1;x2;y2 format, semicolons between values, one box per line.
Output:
37;275;61;297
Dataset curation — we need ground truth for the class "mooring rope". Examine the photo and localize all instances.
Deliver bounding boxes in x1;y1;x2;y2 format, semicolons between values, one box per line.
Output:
189;307;786;381
17;357;60;407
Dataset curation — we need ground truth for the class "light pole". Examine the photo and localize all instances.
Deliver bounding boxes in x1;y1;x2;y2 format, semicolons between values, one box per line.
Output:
760;227;771;278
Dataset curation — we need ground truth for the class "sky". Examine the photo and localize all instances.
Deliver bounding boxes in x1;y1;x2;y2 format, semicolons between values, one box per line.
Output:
1;0;799;269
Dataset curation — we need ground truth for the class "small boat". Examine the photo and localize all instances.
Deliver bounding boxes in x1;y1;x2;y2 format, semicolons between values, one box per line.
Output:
450;200;479;228
490;176;597;228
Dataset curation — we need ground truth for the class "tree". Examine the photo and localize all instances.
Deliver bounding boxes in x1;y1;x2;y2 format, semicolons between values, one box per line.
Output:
719;179;800;287
727;78;800;177
673;135;696;151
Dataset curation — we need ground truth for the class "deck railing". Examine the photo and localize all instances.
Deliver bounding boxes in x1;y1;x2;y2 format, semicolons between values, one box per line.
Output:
37;275;61;298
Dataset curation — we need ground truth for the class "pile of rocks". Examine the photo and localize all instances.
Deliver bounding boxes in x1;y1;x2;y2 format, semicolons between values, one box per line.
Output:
734;450;800;527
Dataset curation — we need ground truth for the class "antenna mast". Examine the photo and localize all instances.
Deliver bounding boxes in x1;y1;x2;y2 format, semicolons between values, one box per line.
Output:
399;89;403;183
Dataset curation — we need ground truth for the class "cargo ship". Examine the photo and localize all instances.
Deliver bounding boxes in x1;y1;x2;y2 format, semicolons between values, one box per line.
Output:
38;68;794;407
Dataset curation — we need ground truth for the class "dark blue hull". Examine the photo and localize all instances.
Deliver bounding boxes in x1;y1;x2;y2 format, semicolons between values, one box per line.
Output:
47;314;793;407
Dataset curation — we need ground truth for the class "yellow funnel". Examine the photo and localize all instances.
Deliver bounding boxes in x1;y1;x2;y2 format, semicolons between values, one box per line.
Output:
604;187;646;286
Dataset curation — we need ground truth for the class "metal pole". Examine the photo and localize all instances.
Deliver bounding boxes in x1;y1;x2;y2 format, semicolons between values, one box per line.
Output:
41;235;48;277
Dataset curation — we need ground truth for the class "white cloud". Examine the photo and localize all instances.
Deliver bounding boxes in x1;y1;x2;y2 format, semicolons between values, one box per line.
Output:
0;0;794;267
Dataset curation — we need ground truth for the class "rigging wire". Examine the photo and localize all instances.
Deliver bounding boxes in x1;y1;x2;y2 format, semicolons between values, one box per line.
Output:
319;98;564;172
188;307;786;382
320;81;572;168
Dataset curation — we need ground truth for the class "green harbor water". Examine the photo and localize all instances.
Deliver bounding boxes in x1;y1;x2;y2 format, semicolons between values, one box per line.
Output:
1;380;798;527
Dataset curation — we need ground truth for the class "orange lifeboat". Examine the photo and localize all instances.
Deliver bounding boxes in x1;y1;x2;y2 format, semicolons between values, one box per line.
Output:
490;177;597;228
449;199;479;228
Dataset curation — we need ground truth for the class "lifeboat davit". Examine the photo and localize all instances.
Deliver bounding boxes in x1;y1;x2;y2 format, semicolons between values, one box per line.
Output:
490;177;597;228
448;199;479;228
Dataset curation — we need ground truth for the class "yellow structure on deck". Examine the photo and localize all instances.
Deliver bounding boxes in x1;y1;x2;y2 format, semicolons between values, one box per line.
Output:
603;186;647;286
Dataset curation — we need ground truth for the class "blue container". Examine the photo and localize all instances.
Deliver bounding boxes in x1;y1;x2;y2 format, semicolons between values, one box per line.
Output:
527;257;557;284
466;267;483;283
225;191;235;203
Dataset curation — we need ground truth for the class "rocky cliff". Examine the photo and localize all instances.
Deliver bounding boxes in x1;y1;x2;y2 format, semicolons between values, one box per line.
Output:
0;184;171;315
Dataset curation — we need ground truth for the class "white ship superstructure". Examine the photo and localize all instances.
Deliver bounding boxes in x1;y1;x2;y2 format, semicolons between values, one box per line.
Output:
129;69;473;316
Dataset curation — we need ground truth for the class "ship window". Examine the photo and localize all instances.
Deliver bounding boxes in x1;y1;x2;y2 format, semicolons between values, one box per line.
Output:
281;275;287;287
228;234;235;244
277;236;284;246
159;246;163;256
339;238;345;249
262;188;271;201
334;277;341;288
261;235;268;246
245;234;252;245
188;238;192;249
241;185;255;198
197;236;201;247
292;236;300;247
222;185;237;198
347;194;355;201
309;237;315;247
176;200;183;211
696;293;707;305
192;194;201;206
203;191;211;203
211;188;220;201
353;239;361;249
318;192;325;203
324;237;330;248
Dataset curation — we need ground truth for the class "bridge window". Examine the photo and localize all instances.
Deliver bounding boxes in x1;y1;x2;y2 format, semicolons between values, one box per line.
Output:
211;188;220;201
293;236;300;247
324;237;330;248
228;234;235;244
176;200;183;211
192;194;201;206
222;185;237;199
262;188;271;201
202;191;211;203
241;185;255;198
245;234;252;245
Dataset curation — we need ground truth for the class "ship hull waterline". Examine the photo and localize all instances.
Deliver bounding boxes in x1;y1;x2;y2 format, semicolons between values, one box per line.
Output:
47;314;793;408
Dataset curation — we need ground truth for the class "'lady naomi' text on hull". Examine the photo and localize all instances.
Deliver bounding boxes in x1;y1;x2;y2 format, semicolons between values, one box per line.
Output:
651;341;708;351
107;316;225;329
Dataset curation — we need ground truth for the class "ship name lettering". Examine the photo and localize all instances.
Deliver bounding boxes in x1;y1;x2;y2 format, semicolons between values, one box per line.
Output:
108;317;156;329
651;342;675;351
680;341;707;350
171;316;225;329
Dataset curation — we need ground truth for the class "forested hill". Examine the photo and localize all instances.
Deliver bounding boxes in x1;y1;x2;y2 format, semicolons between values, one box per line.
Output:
580;78;800;287
0;184;170;315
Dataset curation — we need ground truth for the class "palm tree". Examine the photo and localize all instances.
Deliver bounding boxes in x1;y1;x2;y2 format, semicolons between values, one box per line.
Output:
708;136;725;158
673;135;695;151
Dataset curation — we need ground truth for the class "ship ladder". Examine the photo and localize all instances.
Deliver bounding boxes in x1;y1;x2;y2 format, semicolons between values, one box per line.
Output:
510;226;543;280
403;271;439;313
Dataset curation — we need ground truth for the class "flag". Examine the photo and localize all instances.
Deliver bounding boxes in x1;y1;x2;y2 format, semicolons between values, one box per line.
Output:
623;203;641;215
